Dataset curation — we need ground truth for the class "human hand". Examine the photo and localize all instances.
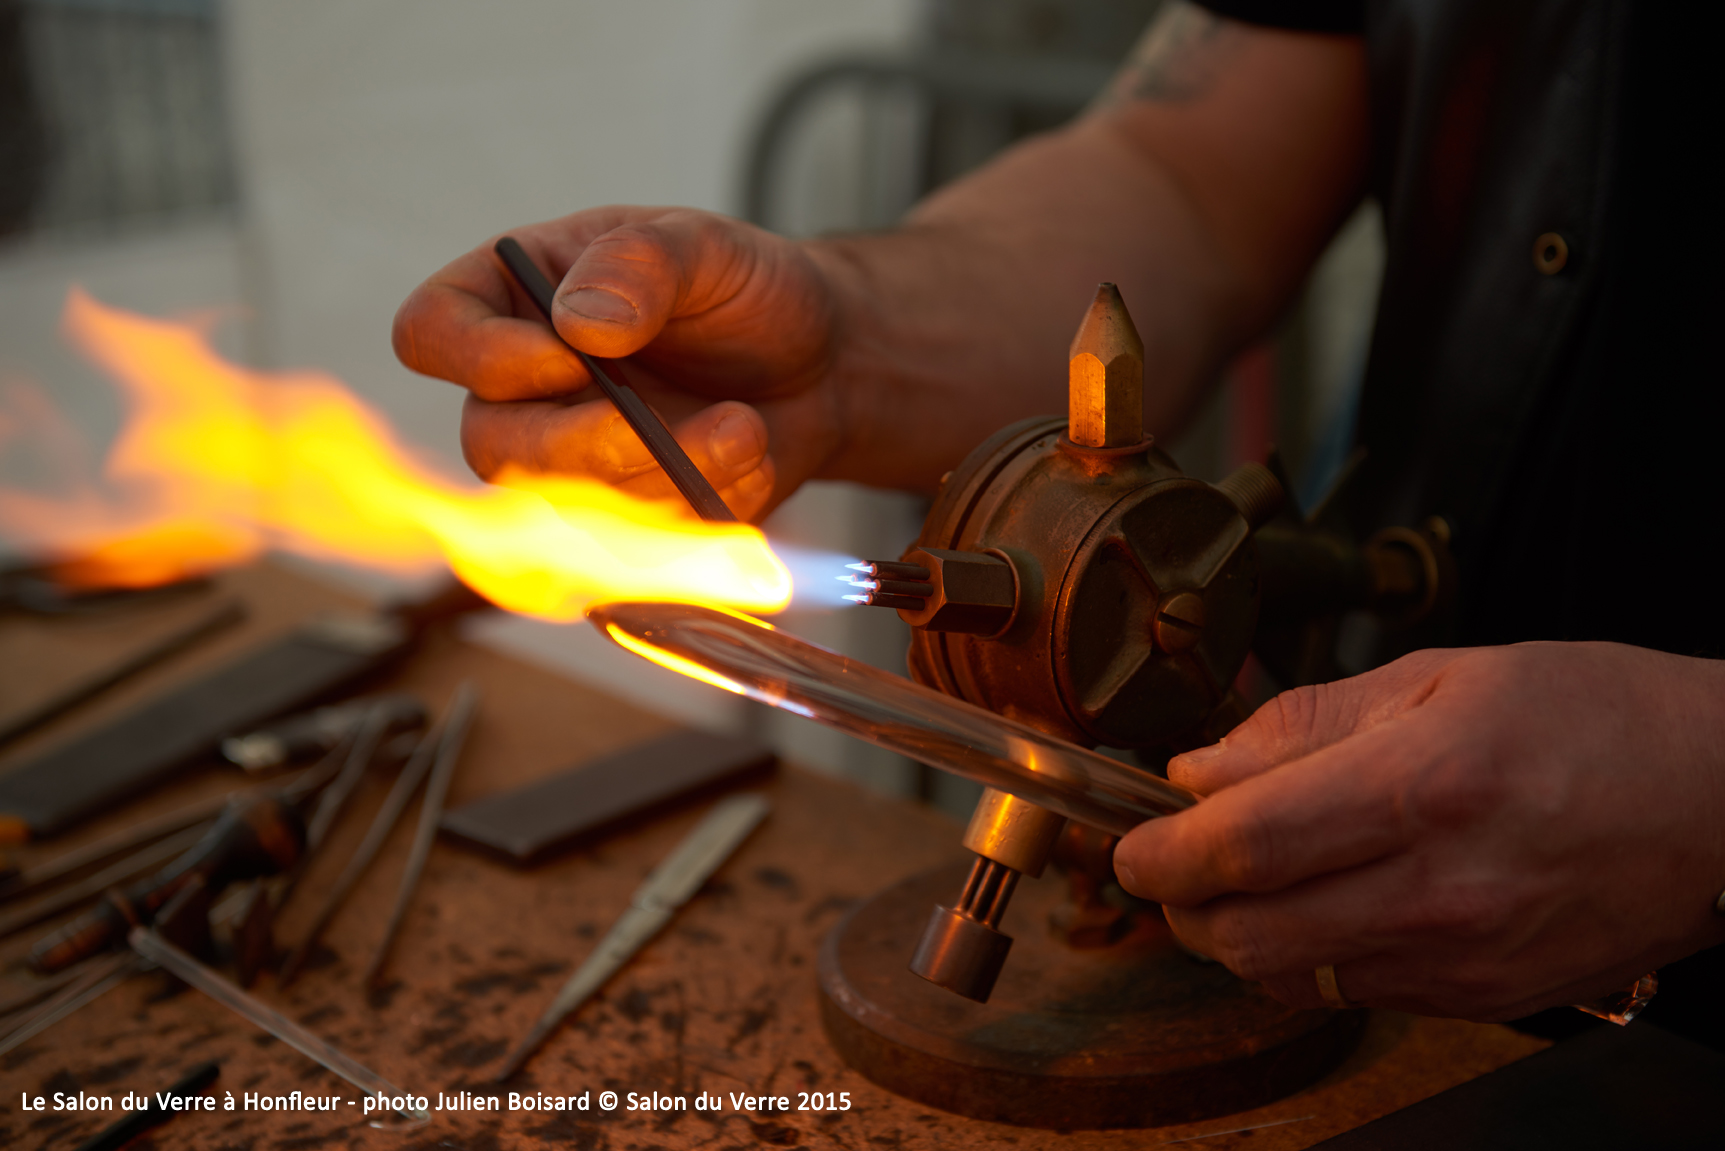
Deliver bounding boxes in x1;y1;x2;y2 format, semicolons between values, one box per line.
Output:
1113;642;1725;1020
393;207;849;520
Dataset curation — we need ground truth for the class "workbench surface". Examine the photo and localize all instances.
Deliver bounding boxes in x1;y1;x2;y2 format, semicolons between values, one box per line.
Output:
0;566;1545;1149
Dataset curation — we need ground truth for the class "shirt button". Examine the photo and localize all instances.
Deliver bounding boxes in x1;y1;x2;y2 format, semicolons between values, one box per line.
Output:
1533;232;1569;275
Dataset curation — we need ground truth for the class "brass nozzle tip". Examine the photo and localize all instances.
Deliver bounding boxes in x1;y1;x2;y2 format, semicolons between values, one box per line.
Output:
1068;283;1145;448
1068;282;1144;363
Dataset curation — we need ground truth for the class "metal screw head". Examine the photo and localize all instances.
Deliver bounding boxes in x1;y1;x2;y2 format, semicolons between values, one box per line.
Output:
1153;592;1206;653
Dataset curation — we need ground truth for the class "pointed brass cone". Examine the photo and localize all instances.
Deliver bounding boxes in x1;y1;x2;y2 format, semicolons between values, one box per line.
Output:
1067;283;1145;448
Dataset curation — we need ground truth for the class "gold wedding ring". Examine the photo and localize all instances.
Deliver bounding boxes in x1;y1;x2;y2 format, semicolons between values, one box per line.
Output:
1315;964;1353;1010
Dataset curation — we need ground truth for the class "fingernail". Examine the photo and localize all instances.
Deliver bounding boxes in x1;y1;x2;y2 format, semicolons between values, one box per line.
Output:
529;353;578;396
1115;857;1141;894
602;414;652;470
1174;742;1227;766
709;410;762;469
563;287;636;325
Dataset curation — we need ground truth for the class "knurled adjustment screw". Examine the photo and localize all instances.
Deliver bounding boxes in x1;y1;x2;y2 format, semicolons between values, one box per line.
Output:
1153;592;1206;654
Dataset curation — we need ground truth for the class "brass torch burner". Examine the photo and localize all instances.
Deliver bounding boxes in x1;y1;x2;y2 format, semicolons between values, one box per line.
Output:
908;856;1021;1002
608;278;1455;1012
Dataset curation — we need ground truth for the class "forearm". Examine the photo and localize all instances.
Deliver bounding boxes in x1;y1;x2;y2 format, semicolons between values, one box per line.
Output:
802;5;1368;493
806;124;1241;491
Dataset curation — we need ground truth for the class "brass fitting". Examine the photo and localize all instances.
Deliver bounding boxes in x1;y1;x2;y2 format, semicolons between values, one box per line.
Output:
1067;283;1145;448
961;788;1066;878
908;859;1018;1002
1215;462;1285;532
894;547;1017;635
910;789;1067;1002
1362;517;1454;627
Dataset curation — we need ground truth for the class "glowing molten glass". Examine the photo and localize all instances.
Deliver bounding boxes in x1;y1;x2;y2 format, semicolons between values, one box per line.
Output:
0;290;791;620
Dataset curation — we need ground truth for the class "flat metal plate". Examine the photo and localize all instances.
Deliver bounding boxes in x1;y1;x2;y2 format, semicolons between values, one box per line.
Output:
0;618;406;837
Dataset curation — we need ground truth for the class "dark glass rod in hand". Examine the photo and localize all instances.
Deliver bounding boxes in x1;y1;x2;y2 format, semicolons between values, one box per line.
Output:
493;237;738;523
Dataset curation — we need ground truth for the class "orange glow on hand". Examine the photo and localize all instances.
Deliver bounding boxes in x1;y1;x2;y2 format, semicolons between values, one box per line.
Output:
0;290;792;618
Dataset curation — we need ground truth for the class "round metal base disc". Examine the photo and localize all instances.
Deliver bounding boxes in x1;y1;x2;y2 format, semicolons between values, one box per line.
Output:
819;861;1365;1130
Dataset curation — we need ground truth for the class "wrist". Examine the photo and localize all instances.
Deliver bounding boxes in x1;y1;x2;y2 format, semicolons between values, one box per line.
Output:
797;235;887;486
799;228;983;493
1637;646;1725;953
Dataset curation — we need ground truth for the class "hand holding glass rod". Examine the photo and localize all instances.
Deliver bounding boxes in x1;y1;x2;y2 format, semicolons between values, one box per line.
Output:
590;603;1198;836
492;236;738;523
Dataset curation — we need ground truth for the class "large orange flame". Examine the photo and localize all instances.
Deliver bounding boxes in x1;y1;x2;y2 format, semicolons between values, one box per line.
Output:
0;290;791;620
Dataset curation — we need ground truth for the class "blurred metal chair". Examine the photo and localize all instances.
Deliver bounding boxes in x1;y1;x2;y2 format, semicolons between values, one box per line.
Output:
2;0;235;237
742;47;1114;231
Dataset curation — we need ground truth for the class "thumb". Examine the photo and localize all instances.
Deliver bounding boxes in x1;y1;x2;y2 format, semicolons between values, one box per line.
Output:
552;212;732;359
1169;648;1467;794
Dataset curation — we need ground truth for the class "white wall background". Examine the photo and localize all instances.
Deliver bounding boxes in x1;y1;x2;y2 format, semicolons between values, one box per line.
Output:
223;0;918;454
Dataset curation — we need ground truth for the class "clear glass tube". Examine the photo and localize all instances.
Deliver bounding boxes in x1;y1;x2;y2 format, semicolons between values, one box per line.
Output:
130;929;431;1128
589;602;1197;836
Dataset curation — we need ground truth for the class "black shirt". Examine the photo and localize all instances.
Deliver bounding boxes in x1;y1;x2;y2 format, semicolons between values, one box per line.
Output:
1200;0;1725;1050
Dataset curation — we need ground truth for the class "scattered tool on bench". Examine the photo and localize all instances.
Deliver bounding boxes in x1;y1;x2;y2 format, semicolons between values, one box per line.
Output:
218;698;419;984
130;925;430;1125
26;790;306;973
494;791;769;1080
0;826;207;943
0;598;245;752
220;692;424;772
0;577;485;843
2;880;427;1126
0;950;140;1056
1;789;252;908
279;688;469;986
363;682;479;989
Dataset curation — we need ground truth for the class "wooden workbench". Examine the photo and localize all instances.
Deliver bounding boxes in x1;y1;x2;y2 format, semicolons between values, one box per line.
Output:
0;565;1545;1149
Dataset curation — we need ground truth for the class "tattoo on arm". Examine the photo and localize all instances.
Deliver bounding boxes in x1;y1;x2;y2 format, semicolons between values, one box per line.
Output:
1101;1;1241;106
